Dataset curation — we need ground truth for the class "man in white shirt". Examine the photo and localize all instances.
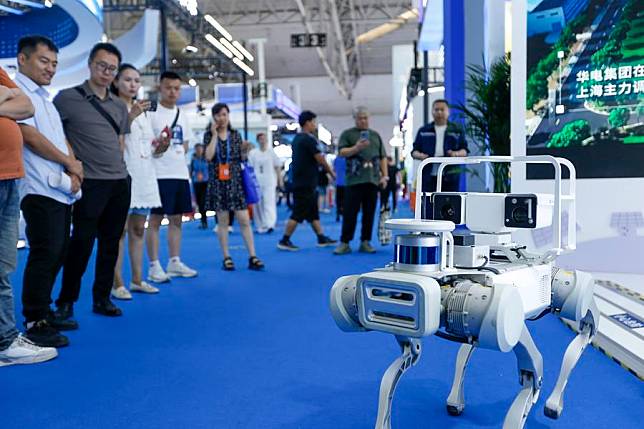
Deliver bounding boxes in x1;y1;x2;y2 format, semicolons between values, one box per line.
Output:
146;71;197;281
248;132;282;233
14;36;84;348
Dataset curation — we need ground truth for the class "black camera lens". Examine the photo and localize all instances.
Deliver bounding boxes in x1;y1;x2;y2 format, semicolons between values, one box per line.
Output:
440;204;455;220
511;206;529;224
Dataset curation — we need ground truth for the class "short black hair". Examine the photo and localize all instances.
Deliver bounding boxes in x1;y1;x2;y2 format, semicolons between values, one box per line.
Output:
18;35;58;57
89;42;122;64
160;71;182;82
256;132;266;139
432;99;449;108
298;110;316;127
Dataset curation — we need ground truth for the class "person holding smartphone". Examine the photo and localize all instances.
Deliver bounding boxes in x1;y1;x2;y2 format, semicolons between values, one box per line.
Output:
146;71;198;282
334;106;388;255
110;64;170;300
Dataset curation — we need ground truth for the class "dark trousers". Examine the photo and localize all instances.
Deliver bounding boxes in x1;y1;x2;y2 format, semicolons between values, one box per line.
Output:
193;182;208;224
21;195;72;322
57;178;130;305
335;185;345;221
341;183;379;243
380;185;398;211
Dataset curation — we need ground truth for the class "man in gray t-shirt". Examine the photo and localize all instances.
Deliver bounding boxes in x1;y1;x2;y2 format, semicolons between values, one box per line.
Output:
53;43;132;321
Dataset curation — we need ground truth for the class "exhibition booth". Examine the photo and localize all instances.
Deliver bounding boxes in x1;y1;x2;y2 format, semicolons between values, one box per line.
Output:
0;1;641;428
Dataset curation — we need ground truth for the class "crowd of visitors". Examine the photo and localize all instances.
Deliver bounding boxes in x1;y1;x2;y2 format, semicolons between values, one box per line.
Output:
0;35;468;367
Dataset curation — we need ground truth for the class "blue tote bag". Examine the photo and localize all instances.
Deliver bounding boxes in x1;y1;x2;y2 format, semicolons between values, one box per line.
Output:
241;162;261;204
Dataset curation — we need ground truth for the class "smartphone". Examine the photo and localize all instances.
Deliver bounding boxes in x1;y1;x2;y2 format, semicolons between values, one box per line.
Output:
148;100;158;112
360;130;369;141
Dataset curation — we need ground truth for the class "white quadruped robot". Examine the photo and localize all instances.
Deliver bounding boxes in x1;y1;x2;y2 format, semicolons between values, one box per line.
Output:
329;156;600;429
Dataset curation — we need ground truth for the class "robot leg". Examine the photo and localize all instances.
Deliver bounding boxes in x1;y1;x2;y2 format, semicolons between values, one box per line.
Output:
446;343;475;416
374;337;422;429
503;324;543;429
544;270;600;419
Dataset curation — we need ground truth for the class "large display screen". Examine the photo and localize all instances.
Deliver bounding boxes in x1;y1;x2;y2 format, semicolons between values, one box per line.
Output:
526;0;644;179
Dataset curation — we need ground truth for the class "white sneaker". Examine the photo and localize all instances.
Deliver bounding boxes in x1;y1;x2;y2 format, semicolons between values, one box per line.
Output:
130;281;159;294
0;334;58;367
111;286;132;300
148;263;171;283
166;259;198;278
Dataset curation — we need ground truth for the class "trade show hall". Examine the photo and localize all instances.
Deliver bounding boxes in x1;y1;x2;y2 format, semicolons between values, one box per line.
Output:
0;207;641;429
1;1;643;428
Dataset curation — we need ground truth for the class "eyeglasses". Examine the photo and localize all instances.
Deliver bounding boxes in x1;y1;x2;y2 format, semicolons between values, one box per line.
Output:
93;61;118;75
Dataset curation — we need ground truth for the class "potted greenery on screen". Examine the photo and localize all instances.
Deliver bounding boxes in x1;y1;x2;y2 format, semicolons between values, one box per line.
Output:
456;53;511;193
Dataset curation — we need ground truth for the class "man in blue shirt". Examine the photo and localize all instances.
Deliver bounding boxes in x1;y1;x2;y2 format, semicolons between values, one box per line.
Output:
15;36;84;348
411;99;468;192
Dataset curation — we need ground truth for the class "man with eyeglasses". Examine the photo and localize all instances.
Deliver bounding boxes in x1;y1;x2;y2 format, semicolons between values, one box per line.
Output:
52;43;131;321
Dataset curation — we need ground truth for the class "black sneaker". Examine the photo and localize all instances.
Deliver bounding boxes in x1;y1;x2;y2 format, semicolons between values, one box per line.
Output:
47;310;78;331
92;299;123;317
277;238;299;251
25;320;69;348
317;235;338;247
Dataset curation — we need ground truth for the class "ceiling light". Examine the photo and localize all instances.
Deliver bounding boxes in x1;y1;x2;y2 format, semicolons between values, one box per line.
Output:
11;0;46;8
188;78;197;87
204;15;232;41
185;45;198;53
178;0;198;16
205;34;233;59
220;38;244;60
44;0;53;7
232;41;254;62
233;58;254;76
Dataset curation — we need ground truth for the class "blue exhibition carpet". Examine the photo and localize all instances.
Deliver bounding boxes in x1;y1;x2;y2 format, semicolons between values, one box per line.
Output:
1;203;642;429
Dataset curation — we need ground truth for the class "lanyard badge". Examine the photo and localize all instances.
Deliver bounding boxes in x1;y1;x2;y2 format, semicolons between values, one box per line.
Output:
217;135;231;181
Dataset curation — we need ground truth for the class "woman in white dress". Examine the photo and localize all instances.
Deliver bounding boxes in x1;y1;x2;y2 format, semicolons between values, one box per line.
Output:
111;64;170;299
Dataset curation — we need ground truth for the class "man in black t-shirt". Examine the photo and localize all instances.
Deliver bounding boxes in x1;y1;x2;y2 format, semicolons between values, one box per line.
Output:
278;111;337;251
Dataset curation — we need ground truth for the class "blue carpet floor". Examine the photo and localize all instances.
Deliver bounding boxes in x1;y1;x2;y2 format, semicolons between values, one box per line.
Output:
0;203;642;429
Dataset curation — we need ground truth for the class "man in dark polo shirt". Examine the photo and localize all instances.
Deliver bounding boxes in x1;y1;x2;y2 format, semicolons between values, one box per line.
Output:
411;99;468;192
277;110;336;251
53;43;131;320
334;106;388;255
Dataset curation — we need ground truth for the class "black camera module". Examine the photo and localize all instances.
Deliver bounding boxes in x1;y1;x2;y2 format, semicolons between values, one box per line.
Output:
431;193;464;224
505;194;537;228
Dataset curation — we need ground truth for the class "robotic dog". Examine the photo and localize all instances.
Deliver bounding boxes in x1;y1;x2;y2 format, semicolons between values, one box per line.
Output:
330;156;599;428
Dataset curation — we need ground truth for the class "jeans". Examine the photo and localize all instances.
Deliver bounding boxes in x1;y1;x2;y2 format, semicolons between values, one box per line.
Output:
340;183;379;244
0;180;20;350
57;178;130;305
21;195;72;322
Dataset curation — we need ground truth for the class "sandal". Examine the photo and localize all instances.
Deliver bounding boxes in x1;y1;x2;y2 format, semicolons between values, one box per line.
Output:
248;256;265;271
222;257;235;271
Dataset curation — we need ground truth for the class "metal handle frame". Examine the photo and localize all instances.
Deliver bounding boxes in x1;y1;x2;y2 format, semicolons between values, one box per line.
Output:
414;156;576;255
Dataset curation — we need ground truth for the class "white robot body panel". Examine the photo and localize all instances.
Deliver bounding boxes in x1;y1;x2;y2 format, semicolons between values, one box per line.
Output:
356;271;441;338
491;264;552;319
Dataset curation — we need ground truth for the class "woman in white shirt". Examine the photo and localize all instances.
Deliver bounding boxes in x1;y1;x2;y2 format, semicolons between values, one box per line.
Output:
111;64;170;299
